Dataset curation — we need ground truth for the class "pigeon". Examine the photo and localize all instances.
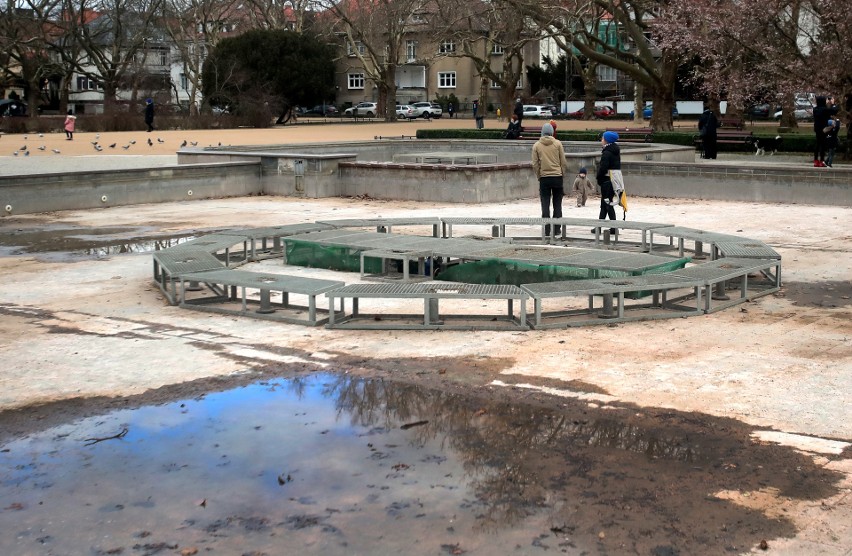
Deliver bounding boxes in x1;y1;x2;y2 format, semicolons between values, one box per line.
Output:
109;143;116;148
13;151;18;156
180;140;187;147
94;145;103;151
24;151;29;156
95;133;100;139
129;140;136;145
38;133;44;138
52;149;60;153
157;137;165;143
218;142;222;146
122;145;130;150
147;138;153;146
23;135;28;140
91;141;98;145
20;145;27;151
37;145;46;151
190;141;198;146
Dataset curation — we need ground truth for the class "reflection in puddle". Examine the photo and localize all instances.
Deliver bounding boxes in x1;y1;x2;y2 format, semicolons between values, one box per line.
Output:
0;226;196;258
0;374;837;554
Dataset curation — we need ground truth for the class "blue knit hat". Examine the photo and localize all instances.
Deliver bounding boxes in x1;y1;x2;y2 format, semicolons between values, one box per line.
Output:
579;167;587;174
602;131;619;143
541;123;554;136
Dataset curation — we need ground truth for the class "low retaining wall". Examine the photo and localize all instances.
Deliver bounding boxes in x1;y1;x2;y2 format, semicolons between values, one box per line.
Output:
1;162;260;216
624;161;852;206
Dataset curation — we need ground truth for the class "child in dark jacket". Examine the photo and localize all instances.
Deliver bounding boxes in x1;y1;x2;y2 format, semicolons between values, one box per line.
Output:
571;167;595;207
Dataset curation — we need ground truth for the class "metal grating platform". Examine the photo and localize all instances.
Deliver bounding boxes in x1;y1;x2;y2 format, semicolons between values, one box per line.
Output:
178;269;344;326
154;217;782;330
326;282;528;330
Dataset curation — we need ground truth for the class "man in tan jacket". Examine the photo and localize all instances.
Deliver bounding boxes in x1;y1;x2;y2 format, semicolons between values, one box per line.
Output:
532;123;569;235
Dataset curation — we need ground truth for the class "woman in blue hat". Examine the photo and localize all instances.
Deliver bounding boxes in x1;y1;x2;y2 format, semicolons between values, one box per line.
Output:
596;131;621;234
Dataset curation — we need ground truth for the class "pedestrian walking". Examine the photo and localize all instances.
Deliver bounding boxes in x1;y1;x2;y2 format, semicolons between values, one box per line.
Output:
64;110;76;140
144;98;155;132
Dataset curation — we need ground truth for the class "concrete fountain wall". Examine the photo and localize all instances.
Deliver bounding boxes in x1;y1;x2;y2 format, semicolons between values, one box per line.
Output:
1;139;849;216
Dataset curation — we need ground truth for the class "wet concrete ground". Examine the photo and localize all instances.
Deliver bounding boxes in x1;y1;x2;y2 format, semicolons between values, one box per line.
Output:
2;373;845;555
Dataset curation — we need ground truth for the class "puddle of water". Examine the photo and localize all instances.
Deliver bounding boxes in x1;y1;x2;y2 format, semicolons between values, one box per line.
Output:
0;374;837;555
0;226;197;259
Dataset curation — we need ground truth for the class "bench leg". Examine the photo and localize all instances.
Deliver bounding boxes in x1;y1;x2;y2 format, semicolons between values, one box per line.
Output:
256;289;275;314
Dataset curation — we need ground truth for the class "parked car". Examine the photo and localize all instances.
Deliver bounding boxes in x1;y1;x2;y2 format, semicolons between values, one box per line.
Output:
410;101;442;118
566;105;615;119
522;105;554;118
344;102;378;117
748;103;772;118
304;104;338;116
774;104;813;121
0;99;27;117
395;105;417;120
630;104;679;119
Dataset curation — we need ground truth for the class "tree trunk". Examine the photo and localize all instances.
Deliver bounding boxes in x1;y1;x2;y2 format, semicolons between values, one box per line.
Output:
633;82;643;124
648;50;679;131
581;62;597;120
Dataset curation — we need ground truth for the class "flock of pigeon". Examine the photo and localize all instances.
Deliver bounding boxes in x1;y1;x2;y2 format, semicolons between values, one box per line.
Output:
9;133;218;156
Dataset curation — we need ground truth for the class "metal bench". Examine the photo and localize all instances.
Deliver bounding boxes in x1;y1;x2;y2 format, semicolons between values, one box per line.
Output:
521;273;706;328
152;249;224;305
603;127;654;143
167;233;251;267
218;223;333;261
670;257;781;312
178;269;345;326
326;282;528;330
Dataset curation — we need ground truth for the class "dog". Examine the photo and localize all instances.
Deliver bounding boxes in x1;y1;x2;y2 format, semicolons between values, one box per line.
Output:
748;135;783;156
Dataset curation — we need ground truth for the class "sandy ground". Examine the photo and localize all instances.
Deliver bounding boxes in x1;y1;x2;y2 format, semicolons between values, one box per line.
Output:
0;120;850;554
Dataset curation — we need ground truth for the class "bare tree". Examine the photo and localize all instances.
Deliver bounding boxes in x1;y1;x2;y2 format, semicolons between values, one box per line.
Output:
438;0;546;117
0;0;65;116
162;0;239;114
537;0;685;131
62;0;164;114
317;0;430;121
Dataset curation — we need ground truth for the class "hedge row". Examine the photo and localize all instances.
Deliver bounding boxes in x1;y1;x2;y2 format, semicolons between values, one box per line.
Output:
415;128;833;153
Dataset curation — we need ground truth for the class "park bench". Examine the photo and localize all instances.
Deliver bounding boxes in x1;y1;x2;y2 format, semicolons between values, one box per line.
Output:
718;117;745;130
694;129;754;155
518;126;543;140
602;127;654;143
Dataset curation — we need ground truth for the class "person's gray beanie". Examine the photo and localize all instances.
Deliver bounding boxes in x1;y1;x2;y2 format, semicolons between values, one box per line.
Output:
541;123;554;137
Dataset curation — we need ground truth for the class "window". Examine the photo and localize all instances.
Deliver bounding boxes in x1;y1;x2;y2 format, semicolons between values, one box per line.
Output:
490;73;503;88
491;44;504;55
159;50;168;66
347;41;366;57
439;40;455;54
180;73;188;90
76;76;96;91
598;65;616;82
348;73;365;89
437;71;456;88
406;40;417;62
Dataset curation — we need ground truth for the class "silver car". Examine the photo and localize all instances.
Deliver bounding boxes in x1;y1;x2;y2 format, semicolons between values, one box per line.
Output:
344;102;378;117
